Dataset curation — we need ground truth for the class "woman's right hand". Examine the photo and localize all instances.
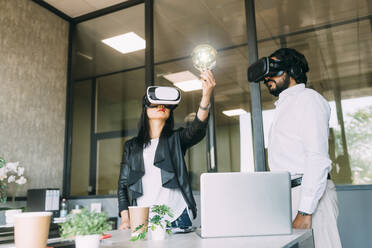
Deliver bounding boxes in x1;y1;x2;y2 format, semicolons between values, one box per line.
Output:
118;210;130;230
119;220;130;230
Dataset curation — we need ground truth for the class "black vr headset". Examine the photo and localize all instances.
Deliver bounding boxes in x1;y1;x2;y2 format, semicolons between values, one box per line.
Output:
144;86;181;110
247;57;289;83
248;56;308;84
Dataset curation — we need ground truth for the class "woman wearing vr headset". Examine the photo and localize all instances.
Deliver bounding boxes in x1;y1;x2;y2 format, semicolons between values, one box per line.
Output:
118;70;216;230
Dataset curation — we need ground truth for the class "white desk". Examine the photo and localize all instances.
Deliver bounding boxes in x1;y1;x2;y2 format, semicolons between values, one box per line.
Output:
100;229;314;248
0;229;314;248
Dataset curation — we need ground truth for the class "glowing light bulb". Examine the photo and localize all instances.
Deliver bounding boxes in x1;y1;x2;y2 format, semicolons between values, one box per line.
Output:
191;44;217;72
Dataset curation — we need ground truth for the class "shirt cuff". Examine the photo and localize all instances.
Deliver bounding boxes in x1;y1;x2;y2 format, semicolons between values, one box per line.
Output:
298;195;317;214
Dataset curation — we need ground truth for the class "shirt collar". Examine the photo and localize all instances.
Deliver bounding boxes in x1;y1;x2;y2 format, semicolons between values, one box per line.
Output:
274;84;305;106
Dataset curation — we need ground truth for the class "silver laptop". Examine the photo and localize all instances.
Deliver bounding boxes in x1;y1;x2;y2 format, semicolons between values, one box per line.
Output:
200;172;292;238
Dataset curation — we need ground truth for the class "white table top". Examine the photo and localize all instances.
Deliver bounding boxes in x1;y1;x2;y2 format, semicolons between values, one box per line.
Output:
100;229;314;248
0;229;313;248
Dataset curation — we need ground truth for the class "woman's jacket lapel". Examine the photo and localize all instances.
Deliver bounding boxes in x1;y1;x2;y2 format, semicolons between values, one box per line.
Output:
127;145;144;199
154;135;178;188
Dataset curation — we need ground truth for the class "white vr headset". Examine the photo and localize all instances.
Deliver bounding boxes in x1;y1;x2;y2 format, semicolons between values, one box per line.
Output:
145;86;181;109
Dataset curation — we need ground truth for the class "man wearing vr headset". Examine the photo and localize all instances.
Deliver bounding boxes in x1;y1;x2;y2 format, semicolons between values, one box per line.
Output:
249;48;341;247
117;70;216;231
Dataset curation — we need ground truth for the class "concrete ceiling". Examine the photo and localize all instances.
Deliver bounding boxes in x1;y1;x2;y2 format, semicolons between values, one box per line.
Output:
44;0;129;18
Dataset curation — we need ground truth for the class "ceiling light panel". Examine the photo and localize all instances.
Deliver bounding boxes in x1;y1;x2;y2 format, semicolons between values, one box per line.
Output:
222;108;247;117
163;71;202;92
102;32;145;54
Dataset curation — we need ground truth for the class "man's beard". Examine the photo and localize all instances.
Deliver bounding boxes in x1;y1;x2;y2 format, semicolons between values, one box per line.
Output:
267;73;290;97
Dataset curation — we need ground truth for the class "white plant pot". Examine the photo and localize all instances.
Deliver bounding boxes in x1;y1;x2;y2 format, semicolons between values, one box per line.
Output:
75;234;100;248
150;226;166;240
5;209;22;224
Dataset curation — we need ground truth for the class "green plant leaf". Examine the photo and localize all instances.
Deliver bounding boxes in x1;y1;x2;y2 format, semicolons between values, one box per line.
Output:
138;231;147;240
151;205;174;218
130;230;147;241
131;204;174;241
149;214;161;225
0;157;5;168
130;235;140;242
133;224;144;232
58;209;112;238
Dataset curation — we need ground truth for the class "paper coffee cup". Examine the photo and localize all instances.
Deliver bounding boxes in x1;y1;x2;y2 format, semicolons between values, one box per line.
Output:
14;212;52;248
128;206;149;236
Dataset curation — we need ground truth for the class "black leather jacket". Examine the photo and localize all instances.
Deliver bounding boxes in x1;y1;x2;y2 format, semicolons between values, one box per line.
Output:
117;116;208;219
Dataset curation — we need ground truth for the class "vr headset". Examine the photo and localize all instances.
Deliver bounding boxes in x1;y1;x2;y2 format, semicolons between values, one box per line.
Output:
247;57;289;82
144;86;181;110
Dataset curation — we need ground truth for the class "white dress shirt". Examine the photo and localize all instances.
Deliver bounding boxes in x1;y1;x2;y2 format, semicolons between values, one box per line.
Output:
136;138;189;222
268;84;332;214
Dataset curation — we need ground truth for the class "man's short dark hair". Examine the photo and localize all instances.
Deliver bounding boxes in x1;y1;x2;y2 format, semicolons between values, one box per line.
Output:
270;48;309;84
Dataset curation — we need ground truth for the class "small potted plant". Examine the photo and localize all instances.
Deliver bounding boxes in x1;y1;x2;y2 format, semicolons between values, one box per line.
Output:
0;158;28;205
0;158;27;224
59;209;112;248
149;205;174;240
130;204;173;241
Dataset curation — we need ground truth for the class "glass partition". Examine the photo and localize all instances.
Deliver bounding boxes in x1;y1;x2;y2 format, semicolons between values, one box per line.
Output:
73;4;145;80
68;0;372;196
256;0;372;185
154;0;248;190
70;81;91;195
69;3;145;196
97;137;131;195
96;69;145;133
154;0;247;62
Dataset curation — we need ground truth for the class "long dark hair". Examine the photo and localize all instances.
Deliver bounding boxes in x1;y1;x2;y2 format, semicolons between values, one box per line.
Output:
136;98;174;149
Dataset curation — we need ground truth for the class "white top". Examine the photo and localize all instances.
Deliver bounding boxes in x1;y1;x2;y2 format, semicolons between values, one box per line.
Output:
136;138;189;222
268;84;332;214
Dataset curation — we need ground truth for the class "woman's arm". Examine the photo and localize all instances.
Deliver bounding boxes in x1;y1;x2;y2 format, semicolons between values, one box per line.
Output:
179;70;216;150
119;210;130;230
197;70;216;122
117;142;131;230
